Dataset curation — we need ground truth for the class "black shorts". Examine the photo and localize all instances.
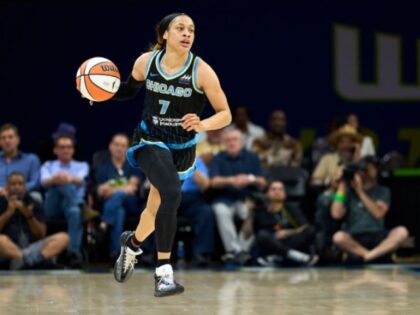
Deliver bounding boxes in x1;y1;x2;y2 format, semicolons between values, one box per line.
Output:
352;231;389;249
127;141;196;180
127;122;198;180
170;145;196;177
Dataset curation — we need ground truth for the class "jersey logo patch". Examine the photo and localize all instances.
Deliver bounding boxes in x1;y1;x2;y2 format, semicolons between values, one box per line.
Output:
179;74;192;85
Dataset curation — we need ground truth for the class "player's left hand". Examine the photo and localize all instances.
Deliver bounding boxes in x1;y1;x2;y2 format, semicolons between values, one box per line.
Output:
182;113;204;132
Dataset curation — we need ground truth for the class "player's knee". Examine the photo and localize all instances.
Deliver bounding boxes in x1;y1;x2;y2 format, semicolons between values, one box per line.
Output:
159;184;181;209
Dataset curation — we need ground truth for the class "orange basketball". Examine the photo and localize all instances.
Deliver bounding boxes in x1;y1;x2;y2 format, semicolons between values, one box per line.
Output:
76;57;121;102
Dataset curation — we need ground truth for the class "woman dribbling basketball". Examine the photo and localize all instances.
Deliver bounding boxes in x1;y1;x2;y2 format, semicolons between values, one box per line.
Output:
109;13;231;297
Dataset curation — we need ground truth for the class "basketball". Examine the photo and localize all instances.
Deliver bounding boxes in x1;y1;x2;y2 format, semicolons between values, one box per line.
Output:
76;57;121;102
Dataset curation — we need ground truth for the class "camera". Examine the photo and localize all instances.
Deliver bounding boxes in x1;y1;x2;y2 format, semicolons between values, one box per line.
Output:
341;155;378;184
10;194;31;206
341;160;367;183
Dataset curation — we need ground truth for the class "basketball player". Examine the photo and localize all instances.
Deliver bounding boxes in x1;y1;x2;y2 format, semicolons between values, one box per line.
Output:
109;13;231;297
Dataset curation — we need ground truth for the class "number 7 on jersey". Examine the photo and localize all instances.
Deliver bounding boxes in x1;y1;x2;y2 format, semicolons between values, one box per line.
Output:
159;99;171;115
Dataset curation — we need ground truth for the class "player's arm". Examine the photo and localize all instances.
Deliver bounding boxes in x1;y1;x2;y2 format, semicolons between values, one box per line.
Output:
182;60;232;132
112;52;152;101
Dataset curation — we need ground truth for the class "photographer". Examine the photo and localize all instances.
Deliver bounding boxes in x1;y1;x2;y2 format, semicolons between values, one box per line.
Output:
253;181;318;266
331;156;409;263
311;124;362;188
0;172;69;269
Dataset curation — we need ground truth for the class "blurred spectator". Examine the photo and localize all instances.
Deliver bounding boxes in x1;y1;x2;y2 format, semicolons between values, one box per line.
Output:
311;124;362;187
37;122;84;163
252;181;318;266
311;116;345;168
314;188;342;262
196;129;224;166
0;123;41;201
93;133;143;260
179;157;214;267
346;113;376;157
0;172;69;269
210;129;266;265
228;105;265;150
40;135;89;266
331;156;409;263
252;110;302;168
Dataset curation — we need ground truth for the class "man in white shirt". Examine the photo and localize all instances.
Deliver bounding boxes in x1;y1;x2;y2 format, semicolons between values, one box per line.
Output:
41;135;89;265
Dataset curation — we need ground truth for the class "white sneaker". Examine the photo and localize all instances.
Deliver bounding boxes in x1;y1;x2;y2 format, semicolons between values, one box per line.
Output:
114;231;142;283
154;264;184;297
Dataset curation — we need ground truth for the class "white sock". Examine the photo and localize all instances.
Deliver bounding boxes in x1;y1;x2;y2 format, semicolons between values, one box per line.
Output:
287;249;310;263
155;264;173;277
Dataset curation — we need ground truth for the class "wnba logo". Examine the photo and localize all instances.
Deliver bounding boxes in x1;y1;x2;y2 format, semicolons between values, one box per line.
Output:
101;65;118;72
334;23;420;101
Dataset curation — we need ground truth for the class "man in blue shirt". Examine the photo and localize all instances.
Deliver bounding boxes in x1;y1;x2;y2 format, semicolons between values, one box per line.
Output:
179;157;214;267
210;129;266;265
41;135;89;265
93;133;144;260
0;124;41;197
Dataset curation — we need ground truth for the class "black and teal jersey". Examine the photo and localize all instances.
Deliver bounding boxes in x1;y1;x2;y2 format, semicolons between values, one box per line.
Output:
138;49;205;146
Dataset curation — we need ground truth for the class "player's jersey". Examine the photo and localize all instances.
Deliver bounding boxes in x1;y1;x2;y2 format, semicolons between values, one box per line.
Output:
138;49;205;145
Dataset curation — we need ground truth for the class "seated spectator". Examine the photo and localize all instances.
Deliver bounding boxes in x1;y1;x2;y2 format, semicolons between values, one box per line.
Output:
311;116;345;168
40;135;89;266
93;133;143;260
331;156;409;263
252;110;302;168
179;157;214;267
253;180;318;266
36;122;84;163
0;172;69;269
196;129;224;166
0;123;41;201
314;187;342;263
346;113;376;157
210;128;266;265
227;105;265;150
311;124;362;187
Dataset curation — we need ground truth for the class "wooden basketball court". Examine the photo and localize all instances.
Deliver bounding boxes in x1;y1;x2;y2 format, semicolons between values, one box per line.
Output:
0;266;419;314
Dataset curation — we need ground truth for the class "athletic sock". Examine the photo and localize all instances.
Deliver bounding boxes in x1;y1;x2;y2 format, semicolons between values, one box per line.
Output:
126;234;142;251
156;259;170;268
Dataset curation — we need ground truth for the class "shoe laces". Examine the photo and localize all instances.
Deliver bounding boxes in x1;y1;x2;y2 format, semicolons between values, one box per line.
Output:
123;248;139;272
159;272;175;285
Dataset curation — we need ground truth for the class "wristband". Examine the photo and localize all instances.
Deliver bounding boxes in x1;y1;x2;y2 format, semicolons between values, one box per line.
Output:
112;74;144;101
333;193;346;203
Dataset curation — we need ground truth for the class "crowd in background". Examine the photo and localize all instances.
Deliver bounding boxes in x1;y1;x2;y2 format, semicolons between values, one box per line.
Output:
0;106;412;270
